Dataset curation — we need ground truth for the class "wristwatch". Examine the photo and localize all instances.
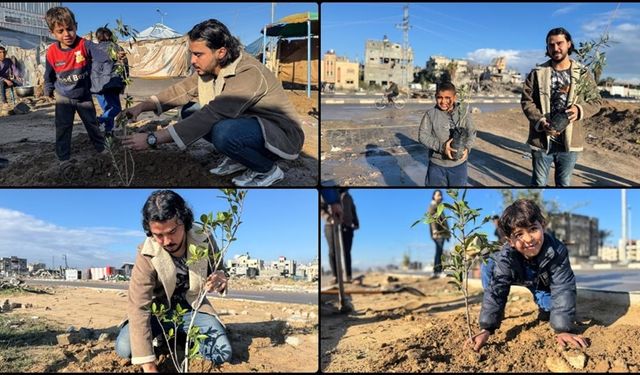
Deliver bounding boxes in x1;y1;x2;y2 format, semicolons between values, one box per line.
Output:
146;132;157;149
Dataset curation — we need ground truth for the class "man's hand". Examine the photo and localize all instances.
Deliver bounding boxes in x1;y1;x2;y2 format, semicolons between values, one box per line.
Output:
565;105;579;122
541;118;561;137
205;270;228;294
3;78;13;87
141;362;158;372
556;332;589;349
121;132;149;151
329;202;343;224
118;102;148;124
466;329;491;352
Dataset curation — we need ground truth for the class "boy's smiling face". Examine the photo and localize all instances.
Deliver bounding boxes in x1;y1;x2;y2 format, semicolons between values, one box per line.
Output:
436;89;456;112
508;221;544;259
51;22;77;48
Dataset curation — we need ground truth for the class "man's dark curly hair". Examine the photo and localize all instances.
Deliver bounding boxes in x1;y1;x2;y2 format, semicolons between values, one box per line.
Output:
142;190;194;237
187;19;241;67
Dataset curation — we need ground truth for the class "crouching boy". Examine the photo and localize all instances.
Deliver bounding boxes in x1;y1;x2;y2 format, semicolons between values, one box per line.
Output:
468;199;589;351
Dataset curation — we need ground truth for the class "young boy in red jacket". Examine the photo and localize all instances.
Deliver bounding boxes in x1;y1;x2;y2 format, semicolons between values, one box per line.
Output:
44;6;109;162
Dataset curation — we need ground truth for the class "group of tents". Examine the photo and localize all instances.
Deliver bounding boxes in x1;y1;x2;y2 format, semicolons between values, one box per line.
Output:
0;12;318;96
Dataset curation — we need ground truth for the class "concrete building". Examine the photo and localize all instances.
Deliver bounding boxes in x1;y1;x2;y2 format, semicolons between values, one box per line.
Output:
226;253;264;277
598;246;620;262
296;258;319;281
548;213;599;261
363;35;413;88
120;263;135;277
321;50;359;91
0;256;28;276
28;262;46;273
270;256;296;277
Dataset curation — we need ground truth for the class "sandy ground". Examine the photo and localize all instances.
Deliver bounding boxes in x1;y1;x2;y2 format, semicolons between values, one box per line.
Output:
321;100;640;186
321;273;640;372
0;283;318;372
0;87;318;187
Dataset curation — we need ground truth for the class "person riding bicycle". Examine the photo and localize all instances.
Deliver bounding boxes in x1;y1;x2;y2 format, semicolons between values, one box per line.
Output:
385;81;399;103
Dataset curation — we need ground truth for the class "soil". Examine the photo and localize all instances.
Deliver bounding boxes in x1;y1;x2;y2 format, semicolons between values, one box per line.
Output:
320;100;640;186
321;273;640;372
0;283;318;372
0;90;318;187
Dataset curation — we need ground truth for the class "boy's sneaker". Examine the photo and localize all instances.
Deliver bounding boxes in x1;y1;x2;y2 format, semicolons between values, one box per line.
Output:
232;165;284;187
209;156;247;176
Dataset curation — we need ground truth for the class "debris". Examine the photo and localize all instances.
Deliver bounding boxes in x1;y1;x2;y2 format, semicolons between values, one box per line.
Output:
56;333;81;346
285;336;301;347
611;358;629;372
545;356;573;372
594;359;610;372
10;102;32;115
98;333;113;342
561;350;587;369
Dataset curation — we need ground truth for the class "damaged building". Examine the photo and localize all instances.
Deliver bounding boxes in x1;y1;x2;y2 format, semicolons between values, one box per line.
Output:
363;35;413;88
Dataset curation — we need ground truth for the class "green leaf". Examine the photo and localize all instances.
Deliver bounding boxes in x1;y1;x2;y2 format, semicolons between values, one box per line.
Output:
168;328;174;338
151;302;157;314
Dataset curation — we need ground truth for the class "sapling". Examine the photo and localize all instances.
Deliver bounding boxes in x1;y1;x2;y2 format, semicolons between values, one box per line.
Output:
412;189;500;341
151;189;247;372
103;18;138;186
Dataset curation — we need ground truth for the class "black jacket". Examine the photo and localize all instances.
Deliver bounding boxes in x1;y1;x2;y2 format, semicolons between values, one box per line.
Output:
479;233;577;334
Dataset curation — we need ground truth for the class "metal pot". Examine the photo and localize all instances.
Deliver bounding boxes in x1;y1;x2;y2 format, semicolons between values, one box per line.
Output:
15;86;34;97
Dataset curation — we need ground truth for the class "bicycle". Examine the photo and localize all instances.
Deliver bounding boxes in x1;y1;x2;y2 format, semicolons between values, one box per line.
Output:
374;93;406;110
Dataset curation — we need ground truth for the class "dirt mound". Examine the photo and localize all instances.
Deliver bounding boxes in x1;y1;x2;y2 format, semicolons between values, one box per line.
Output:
583;101;640;158
321;273;640;373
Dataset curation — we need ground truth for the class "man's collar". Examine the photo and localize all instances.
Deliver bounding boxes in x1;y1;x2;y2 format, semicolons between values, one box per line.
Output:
218;52;243;78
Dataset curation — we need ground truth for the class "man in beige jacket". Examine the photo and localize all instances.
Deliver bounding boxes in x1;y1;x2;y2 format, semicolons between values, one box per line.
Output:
121;19;305;187
115;190;231;372
521;27;603;186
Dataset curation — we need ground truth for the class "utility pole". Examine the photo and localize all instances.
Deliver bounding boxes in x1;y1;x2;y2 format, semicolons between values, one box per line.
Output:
395;4;411;90
52;255;54;270
620;189;627;263
63;254;68;269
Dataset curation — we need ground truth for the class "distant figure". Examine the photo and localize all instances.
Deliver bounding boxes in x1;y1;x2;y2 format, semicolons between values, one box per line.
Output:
468;199;588;352
385;80;399;103
428;190;450;278
0;46;20;106
321;188;359;284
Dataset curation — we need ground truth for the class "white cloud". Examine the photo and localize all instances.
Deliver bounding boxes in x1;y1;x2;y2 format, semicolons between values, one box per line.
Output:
0;208;144;269
552;4;581;17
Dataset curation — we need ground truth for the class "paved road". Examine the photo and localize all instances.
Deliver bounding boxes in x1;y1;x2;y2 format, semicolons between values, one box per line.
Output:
381;269;640;293
23;279;317;305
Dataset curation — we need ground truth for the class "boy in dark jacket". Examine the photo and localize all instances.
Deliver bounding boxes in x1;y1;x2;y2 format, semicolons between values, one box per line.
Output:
93;27;125;137
44;6;109;162
468;199;588;351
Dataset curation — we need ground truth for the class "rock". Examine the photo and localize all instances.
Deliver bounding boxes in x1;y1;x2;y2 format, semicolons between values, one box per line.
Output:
471;106;482;114
2;299;11;312
265;312;274;320
66;326;76;333
386;276;399;283
241;310;249;315
562;350;587;369
78;327;94;339
56;333;81;346
10;302;22;309
285;336;301;347
594;359;610;372
546;356;573;372
24;303;33;308
611;358;629;372
30;316;39;320
45;306;51;311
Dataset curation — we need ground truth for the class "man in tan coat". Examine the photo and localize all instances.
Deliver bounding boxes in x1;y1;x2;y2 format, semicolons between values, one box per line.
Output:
115;190;231;372
521;27;603;186
121;19;305;187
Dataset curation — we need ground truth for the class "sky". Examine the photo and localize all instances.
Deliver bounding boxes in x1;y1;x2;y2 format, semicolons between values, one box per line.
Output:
320;188;640;272
0;189;318;270
322;2;640;84
64;2;317;46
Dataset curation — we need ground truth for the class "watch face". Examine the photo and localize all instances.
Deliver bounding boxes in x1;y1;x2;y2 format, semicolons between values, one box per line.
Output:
147;133;157;145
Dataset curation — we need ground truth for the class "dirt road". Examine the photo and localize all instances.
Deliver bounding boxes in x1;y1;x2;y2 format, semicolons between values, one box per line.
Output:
0;284;318;372
321;273;640;372
0;85;318;187
321;101;640;186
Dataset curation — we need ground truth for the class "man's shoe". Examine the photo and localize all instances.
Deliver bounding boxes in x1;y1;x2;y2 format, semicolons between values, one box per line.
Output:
232;165;284;187
209;156;247;176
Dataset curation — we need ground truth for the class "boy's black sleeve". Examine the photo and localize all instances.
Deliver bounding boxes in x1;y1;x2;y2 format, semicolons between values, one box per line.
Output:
44;57;56;97
549;241;577;333
478;252;512;333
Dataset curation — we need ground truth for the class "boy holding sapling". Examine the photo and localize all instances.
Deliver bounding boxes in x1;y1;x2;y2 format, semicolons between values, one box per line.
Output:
44;6;111;162
468;199;589;351
418;81;476;186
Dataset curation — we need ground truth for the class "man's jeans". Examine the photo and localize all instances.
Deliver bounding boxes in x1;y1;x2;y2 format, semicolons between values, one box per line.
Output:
96;90;122;132
55;95;105;161
181;102;279;173
530;142;578;187
433;238;445;274
115;310;232;365
0;79;14;103
425;161;468;187
481;257;551;312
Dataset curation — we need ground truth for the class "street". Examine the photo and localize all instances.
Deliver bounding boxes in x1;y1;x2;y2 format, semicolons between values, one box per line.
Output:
23;279;318;305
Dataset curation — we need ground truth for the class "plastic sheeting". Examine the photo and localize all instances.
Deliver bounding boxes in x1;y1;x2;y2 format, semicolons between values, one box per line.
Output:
277;38;318;86
119;36;190;78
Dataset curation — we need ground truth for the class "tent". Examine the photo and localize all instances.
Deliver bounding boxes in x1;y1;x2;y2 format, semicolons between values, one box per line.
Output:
260;12;319;97
119;23;189;78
